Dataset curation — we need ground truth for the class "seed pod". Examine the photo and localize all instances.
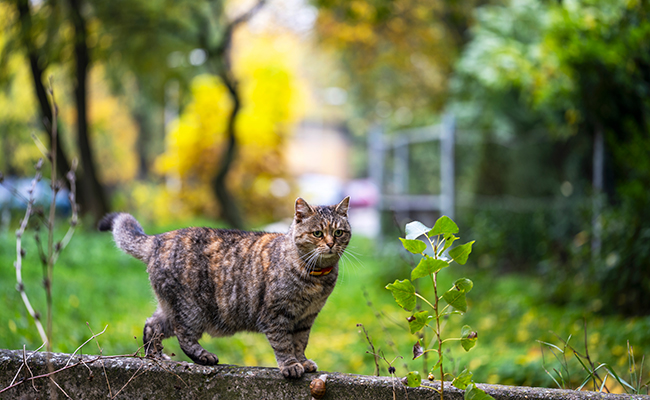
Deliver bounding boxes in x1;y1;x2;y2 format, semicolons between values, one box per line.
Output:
310;374;327;399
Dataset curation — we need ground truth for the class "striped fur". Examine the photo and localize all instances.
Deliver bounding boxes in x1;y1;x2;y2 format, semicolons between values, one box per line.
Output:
99;197;351;378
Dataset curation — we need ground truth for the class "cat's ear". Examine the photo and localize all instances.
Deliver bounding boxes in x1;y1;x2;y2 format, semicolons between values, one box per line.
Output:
295;197;315;223
334;196;350;216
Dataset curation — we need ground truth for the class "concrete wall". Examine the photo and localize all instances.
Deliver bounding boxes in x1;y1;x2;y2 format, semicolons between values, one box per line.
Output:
0;349;647;400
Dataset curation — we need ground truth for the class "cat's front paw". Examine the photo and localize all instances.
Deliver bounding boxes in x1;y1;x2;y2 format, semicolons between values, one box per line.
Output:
193;350;219;366
280;361;305;379
302;359;318;373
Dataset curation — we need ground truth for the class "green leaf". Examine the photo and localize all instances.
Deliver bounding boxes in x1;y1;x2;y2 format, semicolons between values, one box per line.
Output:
449;241;475;265
442;234;458;252
452;368;473;390
443;290;467;313
454;278;474;293
386;279;416;311
405;371;422;387
461;325;478;351
407;310;433;334
399;238;427;254
442;279;473;313
411;257;449;280
405;221;431;240
428;215;459;237
464;383;495;400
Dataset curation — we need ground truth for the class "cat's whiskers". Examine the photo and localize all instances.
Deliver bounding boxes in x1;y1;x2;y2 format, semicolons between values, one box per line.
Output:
300;248;322;278
299;248;319;263
335;247;364;283
339;248;363;269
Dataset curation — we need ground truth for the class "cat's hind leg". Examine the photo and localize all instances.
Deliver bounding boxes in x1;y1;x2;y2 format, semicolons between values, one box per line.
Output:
175;326;219;366
143;308;174;360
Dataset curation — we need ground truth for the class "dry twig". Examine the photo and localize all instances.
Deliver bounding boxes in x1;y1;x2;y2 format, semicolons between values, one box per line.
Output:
14;160;48;345
10;342;46;387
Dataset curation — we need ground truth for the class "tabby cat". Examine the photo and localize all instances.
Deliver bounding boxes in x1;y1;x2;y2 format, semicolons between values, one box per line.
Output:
98;197;351;379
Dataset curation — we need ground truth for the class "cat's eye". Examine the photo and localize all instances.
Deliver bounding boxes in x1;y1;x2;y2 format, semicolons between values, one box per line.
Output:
313;231;323;238
334;229;343;237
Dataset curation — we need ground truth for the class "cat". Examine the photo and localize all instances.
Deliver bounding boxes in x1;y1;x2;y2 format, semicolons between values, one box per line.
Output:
98;197;351;379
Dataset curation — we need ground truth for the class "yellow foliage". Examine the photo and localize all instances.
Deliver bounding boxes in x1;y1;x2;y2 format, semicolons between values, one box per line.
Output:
49;65;139;185
88;67;139;185
156;74;231;184
156;30;305;224
128;181;197;226
0;5;44;174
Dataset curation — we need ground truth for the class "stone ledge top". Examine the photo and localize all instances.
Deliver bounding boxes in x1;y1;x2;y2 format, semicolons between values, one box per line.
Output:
0;349;647;400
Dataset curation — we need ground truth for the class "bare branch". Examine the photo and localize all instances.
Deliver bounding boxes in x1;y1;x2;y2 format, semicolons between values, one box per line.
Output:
48;376;71;398
44;78;59;353
14;160;48;346
52;159;79;265
65;325;108;367
215;0;267;56
0;356;102;395
23;345;38;392
10;342;46;387
111;364;144;399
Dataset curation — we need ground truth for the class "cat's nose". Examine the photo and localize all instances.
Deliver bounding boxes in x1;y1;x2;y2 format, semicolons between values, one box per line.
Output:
326;241;334;248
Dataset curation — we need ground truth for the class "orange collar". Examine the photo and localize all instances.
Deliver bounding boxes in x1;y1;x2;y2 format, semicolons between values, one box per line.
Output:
310;266;334;276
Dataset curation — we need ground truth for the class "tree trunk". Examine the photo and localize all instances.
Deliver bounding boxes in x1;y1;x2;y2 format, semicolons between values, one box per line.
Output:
68;0;110;222
131;84;155;180
212;69;244;229
205;0;266;229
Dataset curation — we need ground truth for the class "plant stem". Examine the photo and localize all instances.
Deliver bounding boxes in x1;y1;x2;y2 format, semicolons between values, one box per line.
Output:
427;233;445;400
414;293;436;311
433;271;443;400
45;81;58;353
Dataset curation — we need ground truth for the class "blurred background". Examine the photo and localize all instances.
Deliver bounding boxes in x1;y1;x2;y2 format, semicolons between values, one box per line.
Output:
1;0;649;392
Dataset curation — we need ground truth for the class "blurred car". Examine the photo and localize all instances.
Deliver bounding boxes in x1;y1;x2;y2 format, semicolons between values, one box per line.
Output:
0;177;72;214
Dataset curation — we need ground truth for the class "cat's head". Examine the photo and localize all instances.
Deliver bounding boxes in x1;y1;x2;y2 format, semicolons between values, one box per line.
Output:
290;197;351;269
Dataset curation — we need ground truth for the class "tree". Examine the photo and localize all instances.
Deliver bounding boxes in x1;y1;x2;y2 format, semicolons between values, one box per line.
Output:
155;30;304;226
89;0;204;179
451;0;650;315
8;0;109;222
312;0;487;129
92;0;268;228
68;0;110;222
201;0;267;229
12;0;72;184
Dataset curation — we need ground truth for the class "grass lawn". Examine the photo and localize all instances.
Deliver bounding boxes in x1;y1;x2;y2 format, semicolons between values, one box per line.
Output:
1;219;648;393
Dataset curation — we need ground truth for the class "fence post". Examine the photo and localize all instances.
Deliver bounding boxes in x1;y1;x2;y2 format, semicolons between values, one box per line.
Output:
591;123;604;260
368;124;384;204
394;137;409;195
441;113;455;220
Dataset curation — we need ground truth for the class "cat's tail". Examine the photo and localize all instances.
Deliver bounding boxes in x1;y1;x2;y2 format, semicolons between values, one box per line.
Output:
98;213;154;263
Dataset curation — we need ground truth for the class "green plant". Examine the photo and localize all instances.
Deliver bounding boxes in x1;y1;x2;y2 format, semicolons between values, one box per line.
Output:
386;216;493;400
539;322;650;394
